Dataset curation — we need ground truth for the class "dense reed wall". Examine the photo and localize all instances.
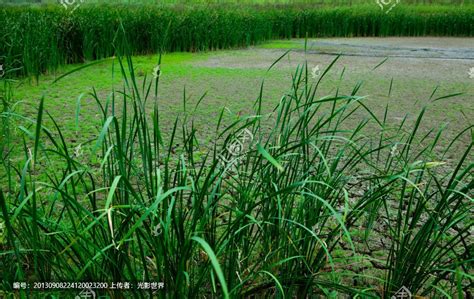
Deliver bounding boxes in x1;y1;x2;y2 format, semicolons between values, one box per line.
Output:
1;4;473;76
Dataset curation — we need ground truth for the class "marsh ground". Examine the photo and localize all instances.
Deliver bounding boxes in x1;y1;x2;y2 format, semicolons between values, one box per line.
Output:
2;37;473;298
9;37;474;159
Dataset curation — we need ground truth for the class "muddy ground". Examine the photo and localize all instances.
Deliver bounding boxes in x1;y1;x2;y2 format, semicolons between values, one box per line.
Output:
192;37;474;157
10;37;474;160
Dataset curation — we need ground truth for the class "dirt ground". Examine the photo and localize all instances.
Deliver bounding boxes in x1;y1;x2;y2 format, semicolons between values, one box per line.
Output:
10;37;474;160
191;37;474;157
305;37;474;59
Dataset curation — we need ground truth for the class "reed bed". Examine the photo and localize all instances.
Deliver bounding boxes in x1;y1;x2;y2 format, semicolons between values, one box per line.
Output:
0;37;472;296
1;3;473;77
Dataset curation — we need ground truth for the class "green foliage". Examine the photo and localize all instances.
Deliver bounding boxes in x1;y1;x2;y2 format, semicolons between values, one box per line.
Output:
0;40;472;297
1;3;473;77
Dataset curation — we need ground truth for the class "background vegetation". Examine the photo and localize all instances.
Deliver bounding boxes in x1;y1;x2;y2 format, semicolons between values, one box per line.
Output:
1;3;473;77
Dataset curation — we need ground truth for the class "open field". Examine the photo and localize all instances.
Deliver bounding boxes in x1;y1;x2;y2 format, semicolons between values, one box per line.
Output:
0;0;473;297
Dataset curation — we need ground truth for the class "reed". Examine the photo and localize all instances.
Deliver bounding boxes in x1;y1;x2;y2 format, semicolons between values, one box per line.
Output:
1;3;473;77
0;38;472;297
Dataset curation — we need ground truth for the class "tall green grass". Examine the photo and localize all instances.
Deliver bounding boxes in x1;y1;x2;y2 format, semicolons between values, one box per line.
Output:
0;37;472;297
1;0;471;5
1;3;473;77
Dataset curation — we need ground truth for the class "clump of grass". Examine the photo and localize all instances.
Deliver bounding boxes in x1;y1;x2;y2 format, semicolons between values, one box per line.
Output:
1;3;473;77
0;43;472;297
